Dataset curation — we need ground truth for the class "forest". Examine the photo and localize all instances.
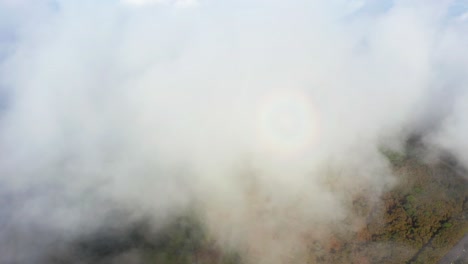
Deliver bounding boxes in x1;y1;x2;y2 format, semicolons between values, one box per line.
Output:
49;143;468;264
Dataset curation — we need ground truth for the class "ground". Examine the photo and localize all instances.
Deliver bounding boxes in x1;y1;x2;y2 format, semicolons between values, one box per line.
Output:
52;145;468;264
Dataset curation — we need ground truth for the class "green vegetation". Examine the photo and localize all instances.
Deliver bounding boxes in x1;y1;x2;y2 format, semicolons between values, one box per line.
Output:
142;217;240;264
51;215;241;264
380;148;408;167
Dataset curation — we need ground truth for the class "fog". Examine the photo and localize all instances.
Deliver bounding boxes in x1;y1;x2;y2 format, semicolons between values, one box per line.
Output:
0;0;467;263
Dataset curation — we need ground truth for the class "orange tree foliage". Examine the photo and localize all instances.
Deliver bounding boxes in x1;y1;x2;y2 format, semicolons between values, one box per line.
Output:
310;154;467;264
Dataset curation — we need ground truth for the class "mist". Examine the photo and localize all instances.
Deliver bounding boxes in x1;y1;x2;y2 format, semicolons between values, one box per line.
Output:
0;0;467;263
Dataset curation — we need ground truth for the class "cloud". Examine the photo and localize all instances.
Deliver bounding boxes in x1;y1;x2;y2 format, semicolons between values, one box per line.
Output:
0;0;467;263
458;10;468;20
121;0;198;8
121;0;166;6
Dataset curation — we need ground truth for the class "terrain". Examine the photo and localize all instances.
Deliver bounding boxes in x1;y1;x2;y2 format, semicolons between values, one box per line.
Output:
49;144;468;264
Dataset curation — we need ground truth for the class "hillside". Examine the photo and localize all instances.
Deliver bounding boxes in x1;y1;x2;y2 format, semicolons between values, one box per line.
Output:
50;147;468;264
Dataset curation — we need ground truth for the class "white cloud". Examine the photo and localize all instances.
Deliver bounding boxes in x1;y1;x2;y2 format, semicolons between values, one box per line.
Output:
458;10;468;20
121;0;198;7
345;0;366;14
121;0;166;5
174;0;198;8
0;0;467;263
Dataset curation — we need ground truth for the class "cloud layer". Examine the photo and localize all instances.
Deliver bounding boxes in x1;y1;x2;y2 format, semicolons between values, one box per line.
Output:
0;0;467;263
